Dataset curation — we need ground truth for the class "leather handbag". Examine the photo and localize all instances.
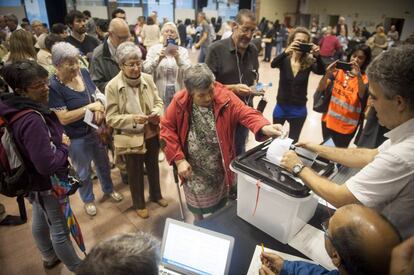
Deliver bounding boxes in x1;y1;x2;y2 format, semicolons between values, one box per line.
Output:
313;75;335;113
113;133;146;155
96;120;113;145
313;89;331;113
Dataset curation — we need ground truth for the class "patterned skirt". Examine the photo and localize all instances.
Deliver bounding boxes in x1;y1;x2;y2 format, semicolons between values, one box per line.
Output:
183;179;228;215
184;103;228;215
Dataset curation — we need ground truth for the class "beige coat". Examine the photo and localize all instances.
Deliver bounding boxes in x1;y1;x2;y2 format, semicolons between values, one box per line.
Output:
105;71;163;140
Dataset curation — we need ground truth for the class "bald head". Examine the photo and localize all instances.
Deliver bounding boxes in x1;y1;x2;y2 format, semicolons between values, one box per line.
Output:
327;205;401;275
108;18;131;48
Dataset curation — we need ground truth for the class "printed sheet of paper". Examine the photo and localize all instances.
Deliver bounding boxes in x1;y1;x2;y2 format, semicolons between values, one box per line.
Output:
288;224;337;271
317;196;337;211
83;108;98;129
266;138;293;166
247;245;316;275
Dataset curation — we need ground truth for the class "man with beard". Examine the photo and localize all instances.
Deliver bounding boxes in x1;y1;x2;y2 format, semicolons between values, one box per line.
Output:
65;10;100;61
205;9;259;156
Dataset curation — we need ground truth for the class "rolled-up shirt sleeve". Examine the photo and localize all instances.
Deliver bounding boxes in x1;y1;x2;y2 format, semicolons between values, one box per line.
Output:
346;141;414;208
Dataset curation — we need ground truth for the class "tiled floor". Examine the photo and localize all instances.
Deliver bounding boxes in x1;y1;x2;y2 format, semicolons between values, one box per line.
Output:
0;48;324;275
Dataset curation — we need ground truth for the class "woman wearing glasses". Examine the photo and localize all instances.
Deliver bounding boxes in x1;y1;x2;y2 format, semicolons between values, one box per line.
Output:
143;22;191;109
0;61;81;271
106;42;167;219
48;42;123;217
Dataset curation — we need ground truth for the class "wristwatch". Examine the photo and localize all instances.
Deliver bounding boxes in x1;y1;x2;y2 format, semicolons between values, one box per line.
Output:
292;163;305;177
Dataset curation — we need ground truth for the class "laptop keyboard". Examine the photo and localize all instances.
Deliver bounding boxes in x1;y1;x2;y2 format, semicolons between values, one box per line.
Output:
330;166;359;184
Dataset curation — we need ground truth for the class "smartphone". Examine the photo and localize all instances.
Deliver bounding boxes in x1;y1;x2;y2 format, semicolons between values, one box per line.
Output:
166;38;177;46
336;61;353;71
298;42;313;53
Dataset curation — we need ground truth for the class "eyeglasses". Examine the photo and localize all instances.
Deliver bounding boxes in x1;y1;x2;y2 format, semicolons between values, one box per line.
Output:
123;62;142;69
26;79;49;90
237;24;256;35
321;219;332;240
61;60;80;68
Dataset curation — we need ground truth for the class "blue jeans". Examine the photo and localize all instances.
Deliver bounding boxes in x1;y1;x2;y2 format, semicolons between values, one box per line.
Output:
276;37;284;56
264;43;273;61
235;124;249;156
198;46;207;63
30;192;81;272
186;35;193;48
69;132;114;203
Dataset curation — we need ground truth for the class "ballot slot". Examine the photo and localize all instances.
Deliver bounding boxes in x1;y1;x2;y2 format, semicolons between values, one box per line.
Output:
233;140;335;198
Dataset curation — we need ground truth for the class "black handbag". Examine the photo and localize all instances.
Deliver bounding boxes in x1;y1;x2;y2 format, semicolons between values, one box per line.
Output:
313;89;331;113
313;74;335;113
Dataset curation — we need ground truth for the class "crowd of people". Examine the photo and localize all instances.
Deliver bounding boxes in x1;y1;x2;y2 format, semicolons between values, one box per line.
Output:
0;6;413;275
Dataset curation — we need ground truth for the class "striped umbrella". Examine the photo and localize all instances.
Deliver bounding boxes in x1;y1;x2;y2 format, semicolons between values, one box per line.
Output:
51;175;87;255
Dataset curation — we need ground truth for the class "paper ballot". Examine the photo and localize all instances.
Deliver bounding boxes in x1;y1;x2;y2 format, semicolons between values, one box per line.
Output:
247;245;316;275
288;224;337;271
83;108;98;129
266;138;294;166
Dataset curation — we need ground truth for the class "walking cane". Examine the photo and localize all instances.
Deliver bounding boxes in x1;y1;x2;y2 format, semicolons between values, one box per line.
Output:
173;164;185;221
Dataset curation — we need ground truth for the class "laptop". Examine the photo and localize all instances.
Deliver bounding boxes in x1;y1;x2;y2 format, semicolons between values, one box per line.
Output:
159;218;235;275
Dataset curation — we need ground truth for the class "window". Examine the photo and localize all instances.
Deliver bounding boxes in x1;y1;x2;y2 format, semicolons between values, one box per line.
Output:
176;0;193;9
76;0;106;5
117;0;141;6
217;1;238;20
24;0;49;27
142;0;174;22
0;0;21;6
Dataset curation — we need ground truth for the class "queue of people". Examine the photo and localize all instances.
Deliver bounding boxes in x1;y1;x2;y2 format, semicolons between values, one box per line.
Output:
0;7;413;275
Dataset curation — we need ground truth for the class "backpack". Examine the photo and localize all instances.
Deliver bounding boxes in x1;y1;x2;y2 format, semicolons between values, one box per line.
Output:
0;109;34;197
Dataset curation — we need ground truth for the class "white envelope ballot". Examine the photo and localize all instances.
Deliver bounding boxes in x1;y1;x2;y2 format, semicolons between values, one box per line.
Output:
266;138;293;166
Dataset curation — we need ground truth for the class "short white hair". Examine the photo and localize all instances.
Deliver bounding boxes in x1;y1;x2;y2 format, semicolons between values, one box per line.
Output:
115;41;142;65
51;42;79;66
160;22;180;45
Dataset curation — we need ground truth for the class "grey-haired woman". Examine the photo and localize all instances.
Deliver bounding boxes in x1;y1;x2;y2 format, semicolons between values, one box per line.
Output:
48;42;123;217
106;42;167;219
142;22;191;109
161;64;282;221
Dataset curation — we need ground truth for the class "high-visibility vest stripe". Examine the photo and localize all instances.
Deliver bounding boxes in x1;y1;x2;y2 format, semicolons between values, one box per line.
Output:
322;70;368;134
331;95;362;113
327;109;359;126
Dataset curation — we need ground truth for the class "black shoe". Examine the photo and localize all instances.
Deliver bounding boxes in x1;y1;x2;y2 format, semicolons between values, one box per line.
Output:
121;173;129;185
0;215;26;226
43;257;61;269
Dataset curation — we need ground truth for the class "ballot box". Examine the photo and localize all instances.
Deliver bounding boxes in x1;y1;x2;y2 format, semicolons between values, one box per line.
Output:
230;139;335;244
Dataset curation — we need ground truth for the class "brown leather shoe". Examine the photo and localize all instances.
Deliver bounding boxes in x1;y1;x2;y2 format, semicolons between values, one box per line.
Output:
137;208;149;219
156;198;168;207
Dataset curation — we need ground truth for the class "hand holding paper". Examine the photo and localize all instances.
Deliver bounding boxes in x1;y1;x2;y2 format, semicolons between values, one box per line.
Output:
260;251;284;274
261;124;283;138
280;150;303;173
247;245;316;275
266;137;293;166
83;108;98;129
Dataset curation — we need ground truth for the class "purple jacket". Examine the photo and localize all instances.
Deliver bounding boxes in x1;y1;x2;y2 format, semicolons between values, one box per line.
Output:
0;101;69;191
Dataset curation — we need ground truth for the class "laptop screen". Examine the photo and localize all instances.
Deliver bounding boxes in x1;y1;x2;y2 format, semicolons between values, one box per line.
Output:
162;221;232;275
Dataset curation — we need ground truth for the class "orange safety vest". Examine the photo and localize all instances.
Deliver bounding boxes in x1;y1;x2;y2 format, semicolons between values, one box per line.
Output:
322;70;368;134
